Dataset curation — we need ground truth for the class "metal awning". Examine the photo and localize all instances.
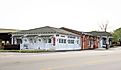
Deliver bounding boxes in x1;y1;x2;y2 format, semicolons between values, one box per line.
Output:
26;35;38;37
13;35;24;39
38;35;53;38
13;35;23;37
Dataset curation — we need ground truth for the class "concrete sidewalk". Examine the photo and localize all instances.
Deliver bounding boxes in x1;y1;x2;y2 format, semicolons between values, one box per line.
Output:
95;46;121;51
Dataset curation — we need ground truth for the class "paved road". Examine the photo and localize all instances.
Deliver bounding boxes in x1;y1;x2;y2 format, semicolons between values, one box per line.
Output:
0;47;121;70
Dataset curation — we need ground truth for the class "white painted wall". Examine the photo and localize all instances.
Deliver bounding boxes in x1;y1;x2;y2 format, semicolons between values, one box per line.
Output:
55;34;81;50
99;36;112;48
13;34;81;50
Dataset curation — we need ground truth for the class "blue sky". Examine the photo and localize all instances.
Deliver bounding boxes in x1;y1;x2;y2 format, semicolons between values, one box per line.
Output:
0;0;121;32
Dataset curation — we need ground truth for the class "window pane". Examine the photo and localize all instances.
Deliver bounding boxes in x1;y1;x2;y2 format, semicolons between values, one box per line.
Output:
38;39;41;42
62;39;64;43
64;39;66;43
71;40;74;44
59;39;61;43
77;40;79;44
29;38;33;43
48;39;51;43
68;40;70;44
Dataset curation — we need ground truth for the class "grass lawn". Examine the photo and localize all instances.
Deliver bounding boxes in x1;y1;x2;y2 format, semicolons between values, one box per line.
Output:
0;50;51;53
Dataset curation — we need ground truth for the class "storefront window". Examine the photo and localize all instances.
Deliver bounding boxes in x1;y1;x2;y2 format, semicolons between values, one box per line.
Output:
102;38;106;45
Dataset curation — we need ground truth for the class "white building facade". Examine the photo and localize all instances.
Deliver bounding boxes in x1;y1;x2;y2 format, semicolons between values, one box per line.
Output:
12;26;81;50
99;36;112;48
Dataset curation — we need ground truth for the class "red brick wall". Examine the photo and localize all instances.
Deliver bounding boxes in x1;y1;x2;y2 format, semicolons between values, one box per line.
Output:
93;37;99;49
82;35;90;49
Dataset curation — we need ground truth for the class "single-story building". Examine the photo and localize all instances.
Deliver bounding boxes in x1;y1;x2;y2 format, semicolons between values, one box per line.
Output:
85;31;113;48
12;26;81;50
60;27;99;50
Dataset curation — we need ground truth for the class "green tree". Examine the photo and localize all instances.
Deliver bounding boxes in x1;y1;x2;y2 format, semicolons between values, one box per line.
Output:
113;28;121;42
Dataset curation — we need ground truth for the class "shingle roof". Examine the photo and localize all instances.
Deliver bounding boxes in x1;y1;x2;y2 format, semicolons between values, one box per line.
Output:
13;26;79;36
60;27;83;35
60;27;94;36
85;31;112;36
